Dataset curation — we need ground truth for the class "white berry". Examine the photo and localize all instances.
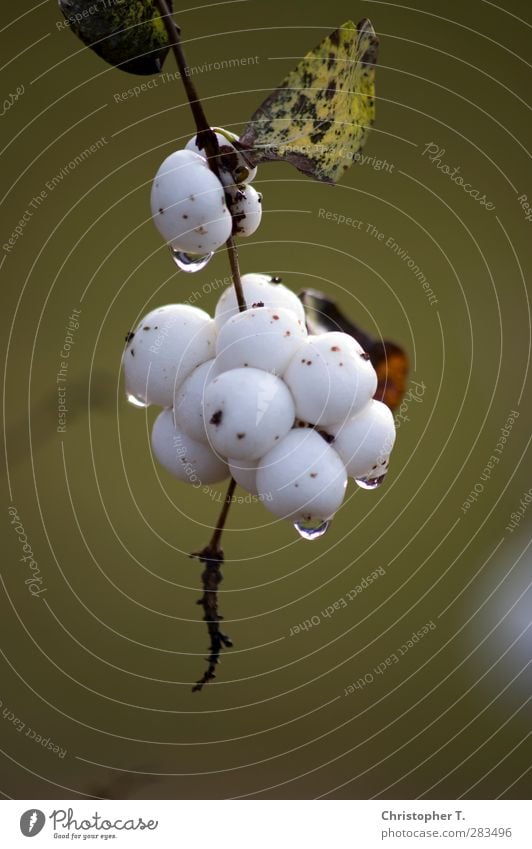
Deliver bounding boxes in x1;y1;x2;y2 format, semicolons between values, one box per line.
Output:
215;272;305;332
228;457;259;494
151;409;229;485
256;429;347;522
174;358;217;444
150;149;232;254
330;400;396;481
284;331;378;427
204;367;295;460
215;306;307;376
123;304;215;407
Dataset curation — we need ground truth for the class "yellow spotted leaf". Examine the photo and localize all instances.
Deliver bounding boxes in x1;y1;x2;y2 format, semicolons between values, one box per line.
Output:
239;18;378;183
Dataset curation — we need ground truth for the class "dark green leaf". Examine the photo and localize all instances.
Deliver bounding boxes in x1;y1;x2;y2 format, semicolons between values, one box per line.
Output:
59;0;173;75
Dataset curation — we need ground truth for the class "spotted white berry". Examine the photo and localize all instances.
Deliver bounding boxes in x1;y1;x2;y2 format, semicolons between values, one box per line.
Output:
330;400;396;482
284;331;378;427
204;367;295;460
215;306;307;376
151;409;229;485
123;304;215;407
256;429;347;522
214;272;305;332
150;149;232;254
228;184;263;236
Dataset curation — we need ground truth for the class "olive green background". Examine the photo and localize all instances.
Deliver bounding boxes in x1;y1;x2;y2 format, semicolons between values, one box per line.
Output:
1;0;531;800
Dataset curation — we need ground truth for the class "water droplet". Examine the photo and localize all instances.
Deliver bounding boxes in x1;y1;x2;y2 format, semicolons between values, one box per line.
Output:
355;474;386;490
293;519;330;540
170;248;214;272
127;393;149;409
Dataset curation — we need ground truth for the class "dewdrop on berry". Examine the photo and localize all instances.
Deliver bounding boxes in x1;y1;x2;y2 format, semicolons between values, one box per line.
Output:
228;184;263;237
284;331;378;427
215;306;307;376
330;400;396;488
152;409;229;485
150;149;232;261
214;272;305;332
256;429;348;537
174;358;217;445
204;367;295;461
123;304;215;407
185;128;257;185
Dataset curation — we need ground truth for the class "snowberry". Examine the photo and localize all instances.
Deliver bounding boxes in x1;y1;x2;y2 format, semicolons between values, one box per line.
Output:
256;429;347;523
204;367;295;460
151;409;229;485
330;400;396;482
174;358;217;444
214;272;305;332
228;457;259;495
185;128;257;185
215;306;307;376
150;149;232;254
284;331;378;427
228;184;263;236
123;304;215;407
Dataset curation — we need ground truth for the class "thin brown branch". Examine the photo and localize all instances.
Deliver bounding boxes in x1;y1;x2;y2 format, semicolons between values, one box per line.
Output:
154;0;249;688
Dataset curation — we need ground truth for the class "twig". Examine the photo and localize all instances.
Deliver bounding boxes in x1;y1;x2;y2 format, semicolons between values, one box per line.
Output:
190;479;237;691
153;0;213;147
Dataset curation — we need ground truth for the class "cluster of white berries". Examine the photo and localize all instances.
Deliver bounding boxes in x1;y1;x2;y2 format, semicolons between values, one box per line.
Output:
150;128;262;271
123;274;397;539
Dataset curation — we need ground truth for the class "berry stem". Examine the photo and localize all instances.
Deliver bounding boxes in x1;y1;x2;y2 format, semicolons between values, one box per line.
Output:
209;476;237;552
226;237;247;312
153;0;247;312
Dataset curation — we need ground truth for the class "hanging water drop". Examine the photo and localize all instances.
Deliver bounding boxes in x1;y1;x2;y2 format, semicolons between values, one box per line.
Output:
170;248;214;272
127;392;149;409
355;474;386;490
293;519;330;540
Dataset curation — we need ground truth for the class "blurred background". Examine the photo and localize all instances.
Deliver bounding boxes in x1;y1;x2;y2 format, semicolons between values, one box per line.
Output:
0;0;531;800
